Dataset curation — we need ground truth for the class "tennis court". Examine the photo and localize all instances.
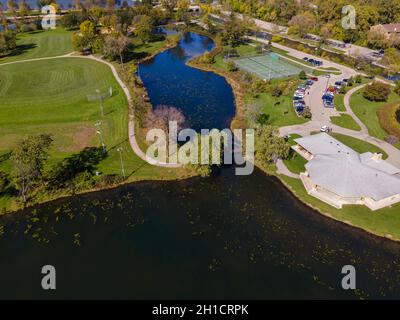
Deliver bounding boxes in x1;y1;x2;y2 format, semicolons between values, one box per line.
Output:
233;53;302;80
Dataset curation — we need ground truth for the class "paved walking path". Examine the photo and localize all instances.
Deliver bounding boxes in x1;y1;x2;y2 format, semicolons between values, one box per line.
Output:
342;84;369;134
0;53;181;168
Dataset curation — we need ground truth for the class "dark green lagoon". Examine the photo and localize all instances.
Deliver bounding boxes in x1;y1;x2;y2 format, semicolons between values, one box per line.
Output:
0;32;400;299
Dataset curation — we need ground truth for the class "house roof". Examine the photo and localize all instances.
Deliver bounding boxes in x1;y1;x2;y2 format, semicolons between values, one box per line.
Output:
295;133;355;156
306;153;400;201
296;133;400;201
381;23;400;33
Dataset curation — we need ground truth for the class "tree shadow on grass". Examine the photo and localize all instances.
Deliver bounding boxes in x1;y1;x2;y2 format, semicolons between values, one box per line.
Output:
47;147;107;189
5;43;37;58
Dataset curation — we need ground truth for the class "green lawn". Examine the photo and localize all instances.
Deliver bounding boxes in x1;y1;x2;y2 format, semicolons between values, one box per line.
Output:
246;91;308;127
329;132;388;159
334;93;346;111
350;89;400;140
0;29;73;64
280;175;400;240
0;58;176;184
130;37;167;58
330;114;361;131
283;151;307;174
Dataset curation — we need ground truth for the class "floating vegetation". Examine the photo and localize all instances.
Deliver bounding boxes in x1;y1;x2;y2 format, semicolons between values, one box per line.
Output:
73;233;81;246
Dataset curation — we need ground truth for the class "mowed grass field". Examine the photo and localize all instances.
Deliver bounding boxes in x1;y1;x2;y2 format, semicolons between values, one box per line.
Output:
0;28;73;64
0;57;180;182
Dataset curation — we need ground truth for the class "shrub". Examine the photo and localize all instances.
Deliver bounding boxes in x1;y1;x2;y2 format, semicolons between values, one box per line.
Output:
302;106;312;119
355;75;363;83
0;172;9;193
377;104;400;138
363;81;392;102
271;35;282;43
271;85;282;97
201;51;215;64
394;80;400;97
298;70;307;80
339;86;346;94
20;24;37;33
347;77;354;87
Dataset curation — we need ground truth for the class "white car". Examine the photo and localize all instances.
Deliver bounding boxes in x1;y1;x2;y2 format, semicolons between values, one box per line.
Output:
320;125;332;133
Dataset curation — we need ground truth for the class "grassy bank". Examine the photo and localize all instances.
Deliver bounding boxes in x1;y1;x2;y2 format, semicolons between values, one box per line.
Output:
279;175;400;241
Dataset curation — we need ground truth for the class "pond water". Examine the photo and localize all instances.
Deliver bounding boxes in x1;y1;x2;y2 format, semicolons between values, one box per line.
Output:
138;32;235;131
1;32;400;300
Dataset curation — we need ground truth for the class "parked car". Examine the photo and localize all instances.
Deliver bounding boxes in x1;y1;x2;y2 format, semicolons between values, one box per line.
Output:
320;125;332;132
293;96;303;101
334;81;343;87
309;77;319;82
306;80;314;86
303;57;309;61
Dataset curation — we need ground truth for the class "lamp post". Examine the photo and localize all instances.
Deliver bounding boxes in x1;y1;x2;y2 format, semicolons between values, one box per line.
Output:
117;147;126;179
96;89;104;117
95;121;106;154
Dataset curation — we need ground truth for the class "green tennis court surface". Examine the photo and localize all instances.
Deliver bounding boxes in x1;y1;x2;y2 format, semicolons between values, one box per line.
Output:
234;53;302;80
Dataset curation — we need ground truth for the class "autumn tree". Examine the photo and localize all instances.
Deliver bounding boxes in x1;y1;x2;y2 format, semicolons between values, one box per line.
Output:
7;0;17;15
288;11;316;37
0;30;16;57
103;33;130;66
161;0;178;17
72;20;99;53
11;134;53;203
19;0;29;16
363;81;392;102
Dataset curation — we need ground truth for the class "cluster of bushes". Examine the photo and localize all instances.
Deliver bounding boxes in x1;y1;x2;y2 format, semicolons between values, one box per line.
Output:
20;23;39;33
363;81;392;102
250;78;297;98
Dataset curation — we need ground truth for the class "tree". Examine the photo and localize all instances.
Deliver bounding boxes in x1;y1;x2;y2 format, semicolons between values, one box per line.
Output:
161;0;178;17
60;11;81;29
367;25;389;49
363;81;392;102
394;81;400;97
11;134;53;203
288;11;316;37
145;105;186;150
0;30;17;57
103;33;130;65
134;15;153;44
302;106;312;119
254;124;290;165
221;12;246;48
72;20;98;52
107;0;115;10
19;0;29;17
7;0;17;13
381;48;400;75
298;70;307;80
